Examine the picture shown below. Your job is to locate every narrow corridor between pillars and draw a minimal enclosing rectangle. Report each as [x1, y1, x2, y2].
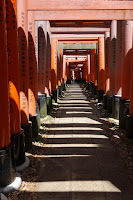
[35, 83, 133, 200]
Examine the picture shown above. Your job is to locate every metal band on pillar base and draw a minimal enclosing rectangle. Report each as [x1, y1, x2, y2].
[119, 98, 130, 130]
[21, 122, 32, 151]
[11, 129, 25, 167]
[98, 90, 105, 103]
[29, 114, 39, 139]
[47, 95, 52, 114]
[112, 95, 121, 119]
[52, 90, 58, 103]
[126, 115, 133, 139]
[107, 95, 113, 114]
[38, 94, 47, 118]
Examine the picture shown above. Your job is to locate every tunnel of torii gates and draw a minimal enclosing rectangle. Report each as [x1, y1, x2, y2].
[0, 0, 133, 194]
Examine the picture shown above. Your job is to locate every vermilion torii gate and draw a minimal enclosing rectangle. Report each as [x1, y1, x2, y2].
[0, 0, 133, 196]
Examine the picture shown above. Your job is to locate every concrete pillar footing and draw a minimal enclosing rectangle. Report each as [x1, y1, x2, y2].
[112, 95, 121, 119]
[16, 156, 30, 172]
[0, 173, 22, 195]
[38, 94, 47, 118]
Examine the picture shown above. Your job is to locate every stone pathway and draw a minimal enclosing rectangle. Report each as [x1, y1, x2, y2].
[35, 83, 133, 200]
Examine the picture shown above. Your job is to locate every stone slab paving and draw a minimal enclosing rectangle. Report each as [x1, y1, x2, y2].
[35, 83, 133, 200]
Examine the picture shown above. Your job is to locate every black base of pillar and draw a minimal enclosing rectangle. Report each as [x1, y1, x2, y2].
[112, 95, 120, 119]
[38, 94, 47, 118]
[0, 145, 16, 187]
[52, 90, 57, 103]
[11, 129, 25, 167]
[21, 122, 32, 151]
[119, 98, 130, 130]
[107, 95, 113, 114]
[63, 82, 66, 91]
[98, 90, 104, 102]
[90, 82, 94, 93]
[86, 83, 90, 91]
[29, 114, 39, 139]
[58, 85, 63, 97]
[94, 85, 98, 95]
[103, 94, 108, 110]
[47, 95, 52, 114]
[126, 115, 133, 139]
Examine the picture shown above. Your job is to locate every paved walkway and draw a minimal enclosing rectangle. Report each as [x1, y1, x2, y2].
[35, 83, 133, 200]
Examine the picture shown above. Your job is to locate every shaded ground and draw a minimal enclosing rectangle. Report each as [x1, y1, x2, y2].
[7, 83, 133, 200]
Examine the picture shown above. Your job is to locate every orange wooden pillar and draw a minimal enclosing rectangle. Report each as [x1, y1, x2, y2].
[113, 21, 123, 119]
[51, 38, 58, 103]
[28, 13, 40, 136]
[103, 31, 110, 109]
[62, 54, 67, 89]
[58, 49, 64, 96]
[98, 37, 105, 102]
[37, 21, 48, 118]
[119, 21, 132, 129]
[6, 0, 25, 167]
[17, 0, 32, 150]
[0, 0, 16, 189]
[108, 20, 117, 115]
[86, 54, 91, 90]
[120, 20, 133, 130]
[46, 21, 52, 113]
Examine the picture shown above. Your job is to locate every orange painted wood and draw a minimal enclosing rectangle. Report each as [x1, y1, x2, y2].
[18, 0, 29, 123]
[51, 38, 58, 91]
[105, 31, 110, 95]
[33, 10, 133, 21]
[63, 55, 67, 83]
[122, 20, 132, 100]
[46, 23, 52, 96]
[38, 21, 47, 95]
[58, 49, 63, 85]
[98, 37, 105, 90]
[6, 0, 21, 134]
[130, 30, 133, 116]
[115, 21, 122, 96]
[28, 12, 38, 116]
[0, 0, 10, 148]
[109, 20, 117, 96]
[87, 54, 91, 83]
[27, 0, 133, 10]
[50, 27, 110, 33]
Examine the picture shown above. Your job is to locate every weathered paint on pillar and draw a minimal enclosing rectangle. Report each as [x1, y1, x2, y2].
[6, 0, 21, 134]
[115, 21, 122, 96]
[83, 62, 88, 81]
[122, 20, 132, 99]
[28, 11, 38, 116]
[87, 54, 91, 83]
[38, 21, 47, 94]
[98, 37, 105, 90]
[109, 20, 117, 96]
[17, 0, 29, 124]
[51, 38, 58, 91]
[105, 31, 110, 95]
[46, 21, 51, 96]
[0, 0, 10, 148]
